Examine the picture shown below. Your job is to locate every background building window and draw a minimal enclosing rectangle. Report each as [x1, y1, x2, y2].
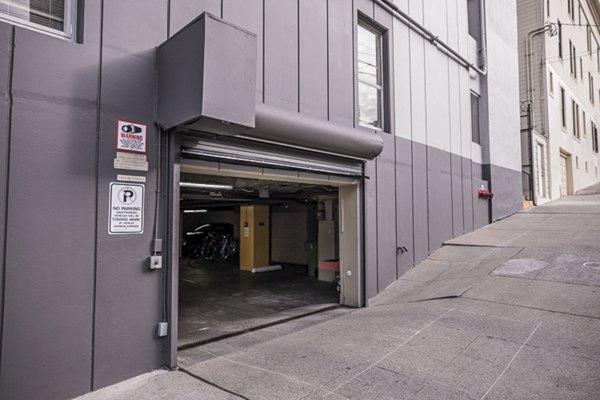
[561, 87, 566, 128]
[558, 21, 563, 59]
[471, 93, 480, 144]
[549, 71, 554, 95]
[0, 0, 75, 39]
[590, 73, 594, 103]
[357, 20, 383, 129]
[572, 101, 580, 139]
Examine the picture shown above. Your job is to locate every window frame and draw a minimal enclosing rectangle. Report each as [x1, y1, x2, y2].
[0, 0, 77, 40]
[560, 87, 567, 129]
[470, 92, 481, 144]
[572, 100, 580, 139]
[558, 20, 563, 60]
[357, 16, 386, 131]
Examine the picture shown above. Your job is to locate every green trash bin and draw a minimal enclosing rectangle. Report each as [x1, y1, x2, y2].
[304, 241, 318, 278]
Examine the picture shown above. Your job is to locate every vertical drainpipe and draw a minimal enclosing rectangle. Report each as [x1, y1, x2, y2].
[526, 23, 557, 206]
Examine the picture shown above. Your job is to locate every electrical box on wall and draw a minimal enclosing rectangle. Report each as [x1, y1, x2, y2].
[157, 12, 257, 133]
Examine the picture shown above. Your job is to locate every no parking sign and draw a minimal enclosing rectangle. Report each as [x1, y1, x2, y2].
[109, 182, 145, 234]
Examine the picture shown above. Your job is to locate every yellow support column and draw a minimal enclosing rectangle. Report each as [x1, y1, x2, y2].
[239, 205, 270, 271]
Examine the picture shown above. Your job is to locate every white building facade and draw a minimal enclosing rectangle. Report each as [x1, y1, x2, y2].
[519, 0, 600, 203]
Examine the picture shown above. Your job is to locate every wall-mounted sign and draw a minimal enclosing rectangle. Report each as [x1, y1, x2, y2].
[109, 182, 144, 234]
[117, 120, 147, 153]
[114, 151, 148, 171]
[117, 174, 146, 183]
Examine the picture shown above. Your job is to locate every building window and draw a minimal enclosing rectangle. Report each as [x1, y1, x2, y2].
[558, 21, 563, 59]
[561, 87, 567, 128]
[0, 0, 75, 39]
[470, 93, 480, 144]
[590, 73, 595, 103]
[587, 25, 592, 52]
[547, 0, 550, 17]
[569, 41, 577, 77]
[583, 111, 587, 137]
[549, 71, 554, 95]
[467, 0, 481, 41]
[568, 0, 574, 19]
[593, 123, 599, 153]
[572, 101, 580, 139]
[357, 19, 384, 130]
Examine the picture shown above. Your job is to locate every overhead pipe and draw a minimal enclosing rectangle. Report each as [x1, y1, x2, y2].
[375, 0, 488, 75]
[238, 103, 385, 161]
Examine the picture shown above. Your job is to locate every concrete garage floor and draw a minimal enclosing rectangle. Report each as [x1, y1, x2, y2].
[178, 259, 339, 347]
[78, 195, 600, 400]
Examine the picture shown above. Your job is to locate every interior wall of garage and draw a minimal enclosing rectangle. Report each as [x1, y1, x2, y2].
[0, 1, 520, 399]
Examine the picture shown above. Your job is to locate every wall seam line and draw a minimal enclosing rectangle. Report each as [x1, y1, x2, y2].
[262, 0, 266, 104]
[0, 25, 15, 386]
[326, 0, 330, 121]
[91, 0, 104, 390]
[297, 0, 300, 113]
[446, 0, 455, 238]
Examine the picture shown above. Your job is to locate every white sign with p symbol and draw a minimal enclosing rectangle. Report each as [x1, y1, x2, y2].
[109, 182, 145, 234]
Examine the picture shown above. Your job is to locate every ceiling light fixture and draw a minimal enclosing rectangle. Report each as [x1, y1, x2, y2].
[183, 209, 208, 213]
[179, 182, 233, 190]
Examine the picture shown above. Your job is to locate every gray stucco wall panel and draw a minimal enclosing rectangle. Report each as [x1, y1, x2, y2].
[395, 137, 414, 277]
[364, 158, 378, 300]
[0, 24, 11, 364]
[222, 0, 263, 102]
[0, 0, 102, 395]
[411, 141, 428, 264]
[1, 99, 97, 400]
[424, 0, 447, 43]
[170, 0, 222, 34]
[427, 146, 453, 253]
[451, 153, 464, 236]
[264, 0, 298, 111]
[462, 157, 474, 233]
[376, 133, 398, 291]
[328, 0, 354, 127]
[299, 0, 328, 119]
[473, 176, 490, 230]
[92, 0, 166, 390]
[486, 164, 523, 221]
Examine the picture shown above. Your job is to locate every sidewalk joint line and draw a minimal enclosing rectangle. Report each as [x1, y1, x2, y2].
[179, 366, 251, 400]
[480, 321, 541, 400]
[461, 296, 600, 321]
[316, 308, 455, 399]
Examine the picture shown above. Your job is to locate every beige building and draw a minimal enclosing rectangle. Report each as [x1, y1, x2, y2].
[519, 0, 600, 203]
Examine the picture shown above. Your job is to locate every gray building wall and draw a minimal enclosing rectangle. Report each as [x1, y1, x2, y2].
[0, 1, 521, 399]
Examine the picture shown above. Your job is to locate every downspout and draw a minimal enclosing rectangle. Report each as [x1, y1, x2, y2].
[525, 23, 557, 205]
[376, 0, 488, 75]
[526, 24, 557, 132]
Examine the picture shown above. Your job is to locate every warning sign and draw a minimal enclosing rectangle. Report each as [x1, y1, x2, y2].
[109, 183, 144, 234]
[117, 120, 147, 153]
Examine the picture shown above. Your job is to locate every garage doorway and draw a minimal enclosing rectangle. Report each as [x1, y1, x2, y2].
[171, 156, 362, 351]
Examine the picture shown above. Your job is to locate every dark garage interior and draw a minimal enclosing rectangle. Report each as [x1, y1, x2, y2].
[177, 172, 341, 347]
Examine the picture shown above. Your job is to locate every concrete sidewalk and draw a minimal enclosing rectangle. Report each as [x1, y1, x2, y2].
[77, 195, 600, 400]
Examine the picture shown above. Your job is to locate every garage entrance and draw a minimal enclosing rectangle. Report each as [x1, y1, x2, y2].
[169, 134, 363, 351]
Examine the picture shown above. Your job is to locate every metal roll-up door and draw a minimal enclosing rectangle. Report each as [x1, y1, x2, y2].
[180, 132, 364, 178]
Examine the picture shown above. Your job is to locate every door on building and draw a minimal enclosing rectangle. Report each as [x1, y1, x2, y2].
[535, 143, 546, 198]
[167, 133, 363, 359]
[560, 152, 570, 196]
